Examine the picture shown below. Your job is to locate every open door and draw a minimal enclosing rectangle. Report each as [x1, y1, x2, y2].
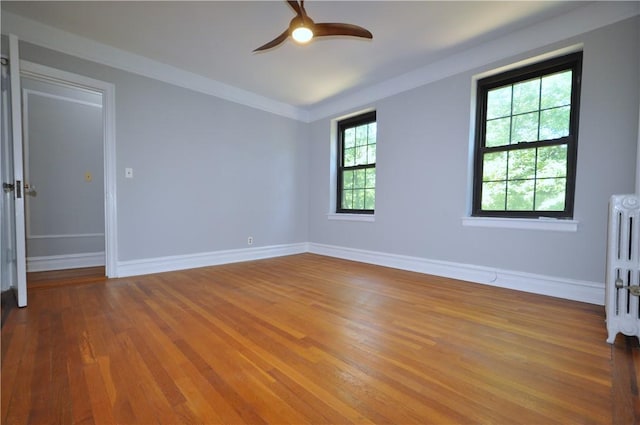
[8, 34, 27, 307]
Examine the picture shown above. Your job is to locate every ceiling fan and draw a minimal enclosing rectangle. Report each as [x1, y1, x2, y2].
[253, 0, 373, 52]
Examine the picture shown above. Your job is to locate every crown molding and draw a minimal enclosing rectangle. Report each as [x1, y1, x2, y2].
[1, 11, 309, 122]
[2, 2, 638, 124]
[306, 1, 640, 122]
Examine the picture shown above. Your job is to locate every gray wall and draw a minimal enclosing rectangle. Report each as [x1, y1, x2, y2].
[17, 42, 309, 262]
[307, 16, 640, 284]
[23, 76, 105, 258]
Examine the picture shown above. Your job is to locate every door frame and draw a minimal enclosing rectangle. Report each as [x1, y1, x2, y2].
[20, 61, 118, 277]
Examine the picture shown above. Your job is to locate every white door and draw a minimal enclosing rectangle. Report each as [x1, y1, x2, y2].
[7, 34, 27, 307]
[0, 49, 17, 294]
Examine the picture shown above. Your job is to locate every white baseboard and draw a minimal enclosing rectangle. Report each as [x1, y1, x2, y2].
[307, 243, 605, 305]
[112, 241, 603, 305]
[27, 251, 105, 272]
[116, 243, 308, 278]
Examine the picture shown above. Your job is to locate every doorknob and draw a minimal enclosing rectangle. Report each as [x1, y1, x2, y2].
[3, 182, 14, 193]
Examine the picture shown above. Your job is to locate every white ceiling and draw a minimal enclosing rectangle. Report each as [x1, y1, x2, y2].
[0, 1, 610, 111]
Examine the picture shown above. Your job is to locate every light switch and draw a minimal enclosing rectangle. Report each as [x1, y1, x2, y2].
[85, 172, 92, 182]
[125, 168, 133, 178]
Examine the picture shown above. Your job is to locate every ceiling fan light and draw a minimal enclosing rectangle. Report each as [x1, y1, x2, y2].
[292, 26, 313, 44]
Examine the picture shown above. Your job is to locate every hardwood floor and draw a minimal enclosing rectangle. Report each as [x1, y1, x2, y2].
[1, 253, 637, 424]
[27, 266, 106, 289]
[612, 334, 640, 424]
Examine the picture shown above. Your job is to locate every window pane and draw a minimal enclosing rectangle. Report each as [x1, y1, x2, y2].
[512, 78, 540, 115]
[364, 189, 375, 210]
[355, 146, 368, 165]
[344, 128, 355, 148]
[541, 70, 572, 109]
[536, 145, 567, 178]
[511, 112, 539, 143]
[356, 126, 368, 146]
[486, 117, 511, 147]
[354, 169, 365, 188]
[487, 86, 512, 119]
[539, 106, 570, 140]
[342, 189, 353, 209]
[535, 178, 566, 211]
[344, 147, 355, 167]
[368, 123, 377, 144]
[507, 148, 536, 180]
[365, 168, 376, 188]
[367, 143, 376, 164]
[482, 151, 507, 182]
[353, 189, 365, 209]
[482, 181, 506, 210]
[343, 170, 354, 189]
[506, 180, 535, 210]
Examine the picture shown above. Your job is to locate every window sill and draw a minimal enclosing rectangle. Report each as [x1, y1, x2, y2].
[461, 216, 578, 232]
[327, 213, 375, 222]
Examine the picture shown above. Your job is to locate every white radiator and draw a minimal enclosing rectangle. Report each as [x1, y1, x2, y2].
[606, 194, 640, 344]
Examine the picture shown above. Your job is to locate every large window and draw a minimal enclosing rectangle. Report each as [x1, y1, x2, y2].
[337, 111, 376, 214]
[473, 52, 582, 218]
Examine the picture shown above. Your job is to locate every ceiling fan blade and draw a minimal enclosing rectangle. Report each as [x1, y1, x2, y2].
[287, 0, 302, 16]
[313, 23, 373, 39]
[253, 29, 290, 52]
[299, 0, 309, 18]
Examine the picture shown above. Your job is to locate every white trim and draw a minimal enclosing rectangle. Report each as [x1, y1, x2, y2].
[102, 69, 118, 279]
[23, 88, 102, 108]
[19, 61, 119, 278]
[327, 213, 375, 223]
[461, 216, 579, 232]
[28, 233, 104, 240]
[113, 241, 603, 305]
[1, 11, 307, 122]
[27, 251, 105, 272]
[116, 243, 308, 278]
[307, 243, 603, 305]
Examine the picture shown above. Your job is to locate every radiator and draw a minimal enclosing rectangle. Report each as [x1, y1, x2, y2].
[606, 194, 640, 344]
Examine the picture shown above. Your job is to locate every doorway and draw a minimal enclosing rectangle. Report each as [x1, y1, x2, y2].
[19, 60, 118, 280]
[22, 75, 106, 276]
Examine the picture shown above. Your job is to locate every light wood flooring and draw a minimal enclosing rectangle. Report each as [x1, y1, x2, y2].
[26, 266, 106, 289]
[2, 254, 639, 424]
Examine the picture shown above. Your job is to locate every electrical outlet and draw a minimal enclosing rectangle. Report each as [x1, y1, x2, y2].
[247, 236, 253, 246]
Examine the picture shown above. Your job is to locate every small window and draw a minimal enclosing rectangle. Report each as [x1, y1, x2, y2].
[337, 111, 376, 214]
[473, 52, 582, 218]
